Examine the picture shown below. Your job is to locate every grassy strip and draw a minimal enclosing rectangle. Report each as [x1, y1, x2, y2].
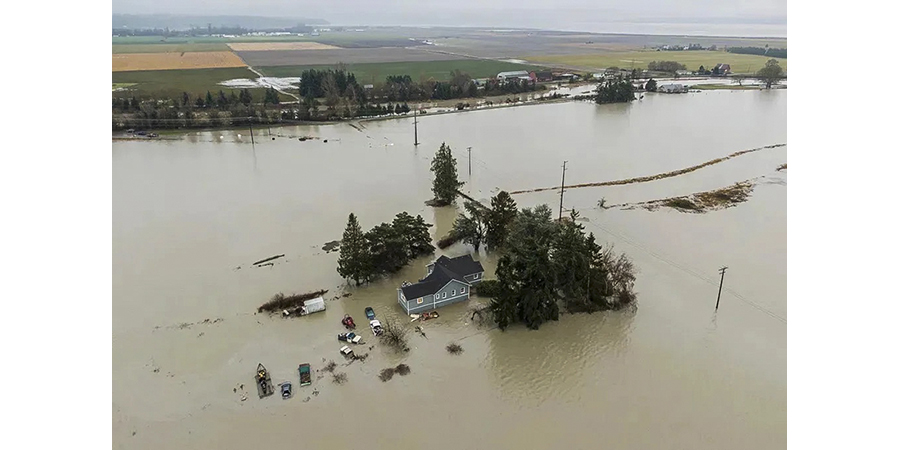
[510, 144, 786, 195]
[692, 84, 762, 90]
[523, 50, 786, 74]
[112, 67, 260, 98]
[257, 60, 550, 83]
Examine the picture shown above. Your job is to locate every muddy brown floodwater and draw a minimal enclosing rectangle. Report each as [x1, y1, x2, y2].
[113, 89, 786, 449]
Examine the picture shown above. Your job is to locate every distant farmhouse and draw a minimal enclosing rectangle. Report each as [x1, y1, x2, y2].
[711, 63, 732, 76]
[397, 255, 485, 314]
[658, 83, 689, 93]
[496, 70, 532, 83]
[531, 71, 553, 82]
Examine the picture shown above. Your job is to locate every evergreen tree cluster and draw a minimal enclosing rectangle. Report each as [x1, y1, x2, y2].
[595, 76, 636, 105]
[336, 212, 434, 285]
[488, 207, 637, 330]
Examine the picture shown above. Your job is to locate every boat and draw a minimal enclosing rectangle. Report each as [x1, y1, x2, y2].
[365, 307, 375, 320]
[280, 382, 293, 399]
[370, 319, 383, 336]
[340, 345, 354, 356]
[342, 314, 356, 329]
[298, 364, 312, 387]
[255, 363, 275, 398]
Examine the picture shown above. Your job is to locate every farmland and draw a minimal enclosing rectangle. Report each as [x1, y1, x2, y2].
[226, 42, 341, 51]
[113, 51, 247, 72]
[111, 43, 231, 54]
[234, 47, 462, 67]
[112, 67, 258, 98]
[522, 50, 787, 74]
[257, 60, 551, 83]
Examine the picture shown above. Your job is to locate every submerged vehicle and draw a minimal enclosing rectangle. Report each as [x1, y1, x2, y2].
[342, 314, 356, 329]
[338, 332, 361, 343]
[370, 319, 383, 336]
[298, 364, 312, 387]
[340, 345, 354, 356]
[280, 382, 293, 399]
[365, 307, 375, 320]
[256, 363, 275, 398]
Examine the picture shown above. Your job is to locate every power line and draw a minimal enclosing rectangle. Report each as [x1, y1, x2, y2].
[585, 219, 786, 324]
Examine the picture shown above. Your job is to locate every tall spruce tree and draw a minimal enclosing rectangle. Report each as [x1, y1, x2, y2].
[430, 142, 464, 206]
[337, 213, 371, 285]
[486, 191, 518, 251]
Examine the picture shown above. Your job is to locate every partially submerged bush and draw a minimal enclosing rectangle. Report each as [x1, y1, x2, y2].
[322, 360, 337, 373]
[379, 368, 395, 382]
[332, 372, 348, 384]
[394, 364, 411, 376]
[380, 319, 409, 351]
[472, 279, 501, 297]
[446, 342, 464, 354]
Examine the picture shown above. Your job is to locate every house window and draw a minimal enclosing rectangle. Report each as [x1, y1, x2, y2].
[474, 273, 480, 279]
[442, 292, 447, 299]
[461, 287, 466, 293]
[417, 298, 423, 305]
[452, 289, 456, 296]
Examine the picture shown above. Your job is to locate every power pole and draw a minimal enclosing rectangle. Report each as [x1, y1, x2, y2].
[715, 266, 728, 311]
[413, 109, 419, 146]
[467, 147, 472, 176]
[248, 116, 255, 146]
[558, 160, 568, 221]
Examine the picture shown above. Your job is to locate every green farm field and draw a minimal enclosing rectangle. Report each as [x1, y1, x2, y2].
[524, 50, 787, 74]
[111, 67, 258, 98]
[257, 59, 552, 84]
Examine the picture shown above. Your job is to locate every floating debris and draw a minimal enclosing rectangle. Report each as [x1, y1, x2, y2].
[252, 254, 285, 266]
[776, 163, 787, 171]
[332, 372, 348, 384]
[613, 180, 756, 213]
[322, 240, 341, 253]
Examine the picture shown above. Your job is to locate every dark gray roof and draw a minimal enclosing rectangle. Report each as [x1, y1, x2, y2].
[400, 255, 484, 299]
[432, 254, 484, 278]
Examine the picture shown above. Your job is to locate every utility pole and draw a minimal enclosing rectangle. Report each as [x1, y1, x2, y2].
[715, 266, 728, 311]
[558, 160, 568, 221]
[248, 116, 255, 146]
[413, 109, 419, 146]
[467, 146, 472, 176]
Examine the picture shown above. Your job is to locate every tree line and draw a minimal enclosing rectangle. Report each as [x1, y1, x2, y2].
[448, 193, 636, 330]
[434, 142, 637, 330]
[337, 212, 435, 286]
[647, 61, 688, 72]
[727, 46, 787, 59]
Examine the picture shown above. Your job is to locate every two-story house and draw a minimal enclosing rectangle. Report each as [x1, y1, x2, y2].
[397, 255, 485, 315]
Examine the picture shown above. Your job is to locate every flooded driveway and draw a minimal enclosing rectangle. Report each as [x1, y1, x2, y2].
[113, 89, 786, 449]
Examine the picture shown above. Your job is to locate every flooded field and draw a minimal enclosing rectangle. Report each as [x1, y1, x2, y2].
[113, 89, 786, 449]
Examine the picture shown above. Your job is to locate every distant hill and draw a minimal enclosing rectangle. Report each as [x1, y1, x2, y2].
[112, 14, 328, 30]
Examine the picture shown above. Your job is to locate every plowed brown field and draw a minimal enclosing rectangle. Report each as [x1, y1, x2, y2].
[112, 52, 247, 72]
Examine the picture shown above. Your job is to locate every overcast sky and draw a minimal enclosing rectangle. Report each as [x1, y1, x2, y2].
[113, 0, 786, 33]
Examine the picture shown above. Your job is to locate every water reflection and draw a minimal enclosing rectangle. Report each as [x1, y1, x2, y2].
[486, 304, 636, 404]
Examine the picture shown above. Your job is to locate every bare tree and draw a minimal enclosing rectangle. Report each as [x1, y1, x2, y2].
[380, 319, 409, 351]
